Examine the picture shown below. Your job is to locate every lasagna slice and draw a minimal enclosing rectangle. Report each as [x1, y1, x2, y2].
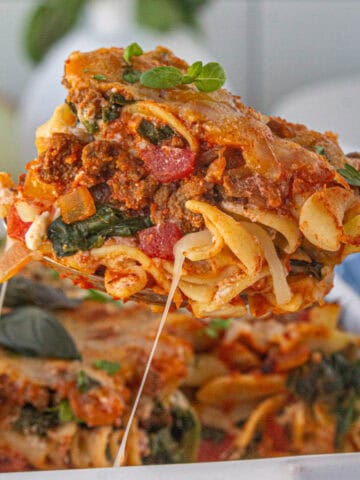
[170, 304, 360, 460]
[0, 277, 197, 472]
[1, 46, 360, 317]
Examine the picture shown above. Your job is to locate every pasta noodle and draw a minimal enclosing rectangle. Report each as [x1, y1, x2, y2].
[0, 45, 358, 317]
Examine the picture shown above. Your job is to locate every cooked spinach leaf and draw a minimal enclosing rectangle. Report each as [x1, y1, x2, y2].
[314, 145, 326, 156]
[48, 204, 152, 257]
[102, 93, 136, 124]
[137, 119, 174, 145]
[5, 276, 81, 310]
[13, 404, 59, 437]
[287, 352, 360, 447]
[0, 306, 80, 359]
[142, 398, 200, 464]
[290, 259, 323, 281]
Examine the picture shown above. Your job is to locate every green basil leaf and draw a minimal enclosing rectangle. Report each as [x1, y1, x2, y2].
[93, 73, 108, 81]
[186, 61, 203, 81]
[140, 66, 184, 89]
[123, 68, 142, 84]
[5, 276, 81, 310]
[338, 163, 360, 187]
[194, 62, 226, 92]
[94, 359, 121, 376]
[0, 306, 80, 360]
[123, 42, 143, 64]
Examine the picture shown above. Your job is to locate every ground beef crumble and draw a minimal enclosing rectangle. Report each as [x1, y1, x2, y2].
[38, 133, 85, 184]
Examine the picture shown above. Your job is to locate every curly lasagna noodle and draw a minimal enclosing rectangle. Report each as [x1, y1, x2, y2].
[2, 269, 360, 470]
[173, 303, 360, 460]
[1, 46, 360, 317]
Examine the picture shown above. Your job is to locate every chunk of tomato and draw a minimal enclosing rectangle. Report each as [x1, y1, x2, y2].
[138, 144, 195, 183]
[138, 222, 182, 260]
[198, 432, 235, 462]
[6, 205, 32, 241]
[263, 415, 288, 452]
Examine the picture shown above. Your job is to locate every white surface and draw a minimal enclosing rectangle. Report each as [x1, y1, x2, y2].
[327, 274, 360, 333]
[262, 0, 360, 113]
[271, 75, 360, 153]
[2, 453, 360, 480]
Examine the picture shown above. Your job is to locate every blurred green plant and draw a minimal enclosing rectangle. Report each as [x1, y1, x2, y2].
[24, 0, 210, 64]
[135, 0, 209, 32]
[24, 0, 88, 64]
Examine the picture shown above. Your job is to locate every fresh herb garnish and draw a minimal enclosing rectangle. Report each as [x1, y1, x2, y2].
[5, 276, 81, 310]
[48, 204, 152, 257]
[141, 66, 184, 89]
[85, 288, 122, 305]
[123, 42, 143, 64]
[13, 404, 59, 437]
[93, 359, 121, 376]
[193, 62, 227, 92]
[287, 352, 360, 447]
[82, 119, 99, 135]
[0, 306, 80, 359]
[199, 318, 231, 339]
[93, 73, 108, 81]
[338, 163, 360, 187]
[182, 60, 202, 84]
[314, 145, 326, 155]
[137, 119, 174, 145]
[140, 61, 226, 92]
[123, 68, 142, 84]
[77, 370, 92, 392]
[56, 399, 78, 423]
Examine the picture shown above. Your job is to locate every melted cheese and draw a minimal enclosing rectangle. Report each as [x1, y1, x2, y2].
[113, 230, 212, 467]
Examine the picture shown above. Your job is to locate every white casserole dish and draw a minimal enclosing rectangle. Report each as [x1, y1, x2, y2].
[2, 452, 360, 480]
[2, 272, 360, 479]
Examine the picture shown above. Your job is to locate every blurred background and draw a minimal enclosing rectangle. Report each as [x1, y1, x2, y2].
[0, 0, 360, 176]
